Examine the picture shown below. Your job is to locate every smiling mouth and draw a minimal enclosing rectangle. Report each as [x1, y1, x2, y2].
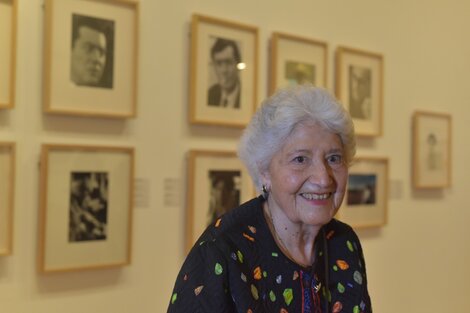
[301, 193, 332, 200]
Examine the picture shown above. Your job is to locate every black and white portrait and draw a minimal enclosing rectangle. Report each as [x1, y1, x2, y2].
[347, 174, 377, 205]
[70, 14, 115, 89]
[207, 37, 243, 108]
[285, 60, 316, 86]
[349, 65, 372, 120]
[69, 171, 108, 242]
[207, 170, 241, 225]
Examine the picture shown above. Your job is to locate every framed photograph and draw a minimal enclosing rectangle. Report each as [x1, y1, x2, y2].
[413, 111, 451, 189]
[189, 14, 258, 127]
[0, 142, 15, 255]
[338, 157, 388, 228]
[335, 46, 384, 137]
[0, 0, 17, 109]
[270, 32, 327, 94]
[186, 150, 256, 251]
[38, 144, 134, 273]
[43, 0, 139, 118]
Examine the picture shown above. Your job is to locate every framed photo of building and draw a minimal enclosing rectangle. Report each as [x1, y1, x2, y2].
[413, 111, 451, 189]
[0, 142, 15, 255]
[186, 150, 255, 251]
[338, 157, 388, 228]
[43, 0, 139, 118]
[189, 14, 258, 127]
[270, 32, 327, 94]
[38, 144, 134, 273]
[335, 46, 384, 137]
[0, 0, 17, 109]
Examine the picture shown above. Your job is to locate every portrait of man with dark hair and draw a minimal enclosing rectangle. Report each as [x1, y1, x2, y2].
[70, 14, 115, 88]
[207, 37, 242, 108]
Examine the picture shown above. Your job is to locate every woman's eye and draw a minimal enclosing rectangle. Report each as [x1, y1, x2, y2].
[328, 154, 343, 164]
[293, 156, 306, 163]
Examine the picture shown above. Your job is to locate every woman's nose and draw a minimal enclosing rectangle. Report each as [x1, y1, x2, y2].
[308, 161, 333, 187]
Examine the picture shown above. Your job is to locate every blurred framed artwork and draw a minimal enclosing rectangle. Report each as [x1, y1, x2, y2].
[38, 144, 134, 273]
[412, 111, 451, 189]
[0, 0, 17, 109]
[189, 14, 258, 127]
[335, 46, 384, 137]
[186, 150, 255, 251]
[338, 157, 388, 228]
[43, 0, 139, 118]
[0, 142, 15, 255]
[270, 32, 327, 94]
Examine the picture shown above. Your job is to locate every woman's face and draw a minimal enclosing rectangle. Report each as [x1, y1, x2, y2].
[262, 121, 348, 227]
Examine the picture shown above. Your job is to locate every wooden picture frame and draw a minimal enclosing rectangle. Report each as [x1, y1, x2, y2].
[189, 14, 258, 127]
[0, 142, 15, 255]
[38, 144, 134, 273]
[186, 150, 255, 251]
[413, 111, 451, 189]
[43, 0, 139, 118]
[336, 46, 384, 137]
[0, 0, 17, 109]
[338, 157, 388, 228]
[270, 32, 327, 94]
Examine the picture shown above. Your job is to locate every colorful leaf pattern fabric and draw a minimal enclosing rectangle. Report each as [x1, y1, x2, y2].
[167, 196, 372, 312]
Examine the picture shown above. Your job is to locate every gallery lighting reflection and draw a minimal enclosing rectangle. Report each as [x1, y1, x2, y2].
[237, 62, 246, 70]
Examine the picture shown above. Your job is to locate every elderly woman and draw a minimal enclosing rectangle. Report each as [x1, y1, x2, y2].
[168, 86, 372, 312]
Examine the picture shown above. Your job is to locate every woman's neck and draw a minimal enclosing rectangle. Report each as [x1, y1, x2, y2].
[263, 201, 320, 267]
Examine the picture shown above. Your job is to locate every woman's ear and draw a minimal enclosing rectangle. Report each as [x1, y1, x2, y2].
[259, 169, 272, 199]
[259, 169, 271, 189]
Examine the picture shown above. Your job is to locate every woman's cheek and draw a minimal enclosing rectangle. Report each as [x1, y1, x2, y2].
[333, 172, 348, 209]
[283, 174, 304, 193]
[333, 188, 346, 210]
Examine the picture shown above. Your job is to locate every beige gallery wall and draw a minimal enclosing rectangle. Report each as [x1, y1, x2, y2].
[0, 0, 469, 312]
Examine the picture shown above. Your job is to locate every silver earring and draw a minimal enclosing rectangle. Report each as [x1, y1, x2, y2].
[262, 185, 269, 199]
